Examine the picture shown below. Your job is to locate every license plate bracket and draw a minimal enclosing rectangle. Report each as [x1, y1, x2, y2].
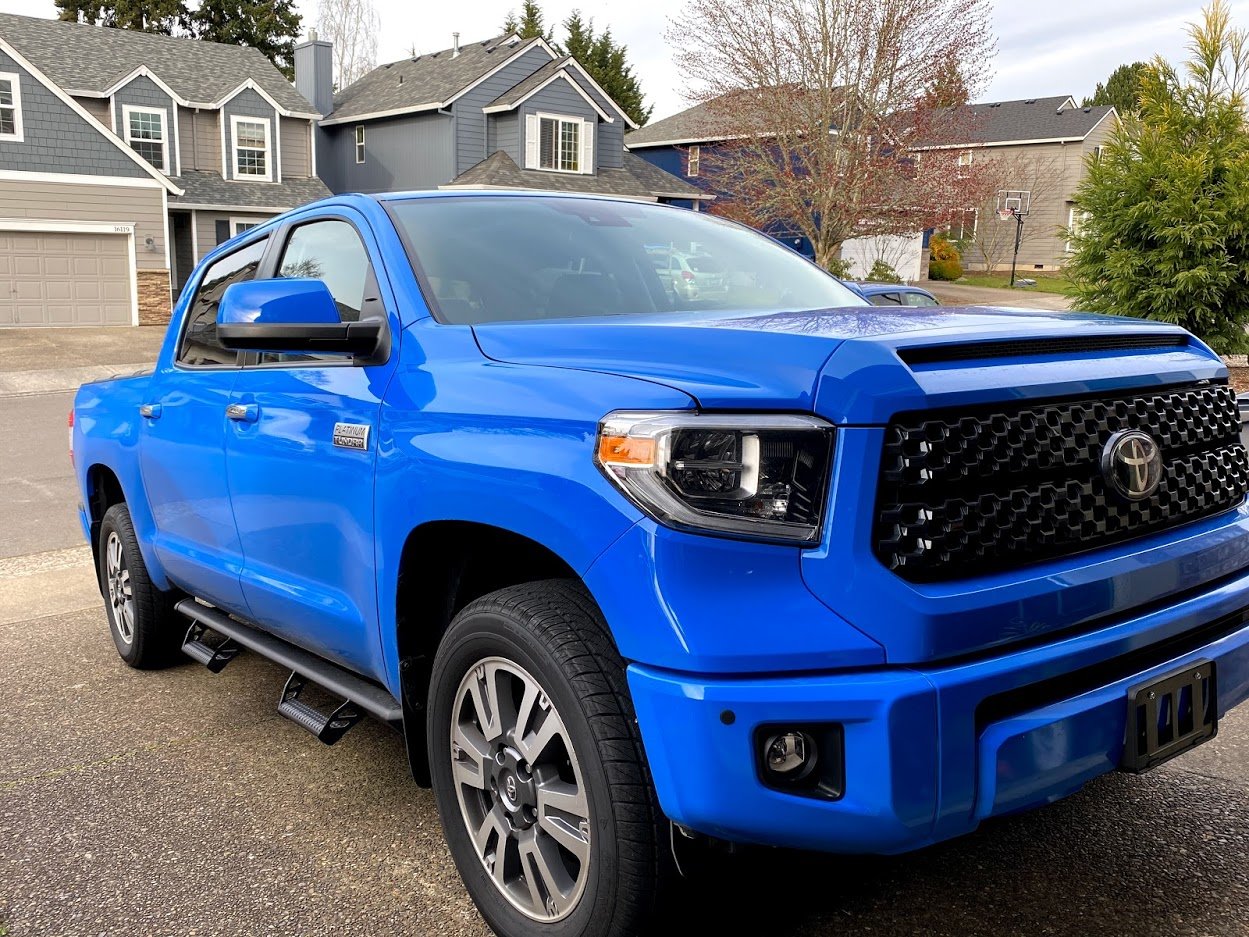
[1121, 660, 1217, 774]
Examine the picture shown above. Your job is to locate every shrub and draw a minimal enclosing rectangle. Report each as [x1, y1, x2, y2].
[865, 259, 902, 282]
[928, 233, 963, 281]
[824, 257, 854, 279]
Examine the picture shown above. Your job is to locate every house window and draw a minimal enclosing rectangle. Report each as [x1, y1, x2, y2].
[123, 105, 167, 172]
[948, 209, 977, 241]
[957, 150, 973, 168]
[231, 218, 261, 236]
[1092, 144, 1104, 162]
[1066, 206, 1087, 252]
[539, 116, 580, 172]
[355, 125, 366, 164]
[0, 72, 24, 142]
[231, 116, 271, 181]
[688, 145, 700, 177]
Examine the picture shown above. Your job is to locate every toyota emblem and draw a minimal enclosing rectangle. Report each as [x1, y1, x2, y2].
[1101, 429, 1162, 501]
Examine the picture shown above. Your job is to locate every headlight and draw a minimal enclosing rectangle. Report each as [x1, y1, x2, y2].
[595, 411, 834, 544]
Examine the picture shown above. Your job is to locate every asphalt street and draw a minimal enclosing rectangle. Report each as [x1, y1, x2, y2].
[2, 328, 1248, 936]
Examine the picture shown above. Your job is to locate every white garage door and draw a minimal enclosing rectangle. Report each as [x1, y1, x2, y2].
[0, 230, 133, 326]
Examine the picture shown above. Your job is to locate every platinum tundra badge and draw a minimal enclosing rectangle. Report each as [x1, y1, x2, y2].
[332, 422, 371, 451]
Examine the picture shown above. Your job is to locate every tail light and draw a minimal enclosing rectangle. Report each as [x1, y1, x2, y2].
[68, 408, 75, 466]
[681, 270, 695, 281]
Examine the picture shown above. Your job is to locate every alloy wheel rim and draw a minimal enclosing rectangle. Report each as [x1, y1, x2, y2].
[105, 531, 135, 645]
[450, 656, 592, 922]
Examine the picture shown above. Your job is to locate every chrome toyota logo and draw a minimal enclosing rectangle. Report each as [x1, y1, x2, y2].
[1101, 430, 1162, 501]
[505, 775, 517, 800]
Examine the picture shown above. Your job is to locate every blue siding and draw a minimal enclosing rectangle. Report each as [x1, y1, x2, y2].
[566, 70, 624, 169]
[112, 74, 176, 174]
[451, 45, 555, 174]
[0, 49, 149, 177]
[630, 143, 812, 254]
[221, 88, 276, 181]
[325, 111, 455, 193]
[490, 111, 519, 164]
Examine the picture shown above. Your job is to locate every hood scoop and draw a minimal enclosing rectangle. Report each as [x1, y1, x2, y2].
[898, 333, 1189, 366]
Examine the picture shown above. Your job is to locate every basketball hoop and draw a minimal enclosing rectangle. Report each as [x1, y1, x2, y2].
[997, 208, 1015, 222]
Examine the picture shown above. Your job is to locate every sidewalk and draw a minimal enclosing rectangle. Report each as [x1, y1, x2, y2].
[0, 326, 165, 396]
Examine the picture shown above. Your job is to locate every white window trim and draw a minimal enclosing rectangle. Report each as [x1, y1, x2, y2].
[355, 124, 366, 164]
[957, 150, 973, 168]
[0, 71, 24, 143]
[230, 114, 273, 182]
[533, 112, 589, 175]
[121, 104, 169, 174]
[230, 217, 263, 236]
[687, 145, 700, 177]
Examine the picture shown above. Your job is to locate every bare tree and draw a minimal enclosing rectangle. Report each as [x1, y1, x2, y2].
[668, 0, 997, 270]
[962, 150, 1067, 272]
[315, 0, 380, 90]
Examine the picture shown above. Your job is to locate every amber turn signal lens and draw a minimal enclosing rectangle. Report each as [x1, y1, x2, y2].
[597, 434, 656, 466]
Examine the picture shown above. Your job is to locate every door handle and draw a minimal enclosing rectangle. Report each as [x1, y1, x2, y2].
[139, 403, 162, 419]
[225, 403, 259, 423]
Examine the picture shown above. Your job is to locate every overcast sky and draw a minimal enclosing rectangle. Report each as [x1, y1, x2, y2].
[1, 0, 1244, 120]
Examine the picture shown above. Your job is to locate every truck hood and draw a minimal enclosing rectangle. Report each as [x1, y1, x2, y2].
[472, 306, 1218, 420]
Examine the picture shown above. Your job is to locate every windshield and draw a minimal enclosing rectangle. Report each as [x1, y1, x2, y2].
[388, 195, 866, 324]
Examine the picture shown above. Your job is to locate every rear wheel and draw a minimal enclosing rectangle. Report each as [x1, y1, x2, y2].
[97, 503, 181, 668]
[428, 580, 670, 937]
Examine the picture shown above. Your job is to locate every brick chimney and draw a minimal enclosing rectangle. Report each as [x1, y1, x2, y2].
[294, 30, 334, 117]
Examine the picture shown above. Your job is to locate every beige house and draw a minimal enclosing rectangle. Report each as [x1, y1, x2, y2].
[0, 13, 329, 327]
[921, 95, 1118, 273]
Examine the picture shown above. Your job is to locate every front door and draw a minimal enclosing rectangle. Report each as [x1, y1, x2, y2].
[225, 213, 398, 681]
[138, 236, 270, 611]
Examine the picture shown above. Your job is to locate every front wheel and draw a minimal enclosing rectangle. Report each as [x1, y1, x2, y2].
[428, 581, 671, 937]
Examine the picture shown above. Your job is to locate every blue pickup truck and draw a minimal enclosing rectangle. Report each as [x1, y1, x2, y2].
[73, 191, 1249, 937]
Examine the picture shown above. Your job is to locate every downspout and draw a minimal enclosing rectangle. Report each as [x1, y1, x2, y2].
[192, 107, 200, 171]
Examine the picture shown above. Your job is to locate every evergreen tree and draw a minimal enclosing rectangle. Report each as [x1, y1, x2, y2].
[502, 0, 553, 42]
[1082, 61, 1149, 114]
[923, 51, 970, 108]
[559, 10, 652, 125]
[1065, 2, 1249, 353]
[56, 0, 185, 34]
[188, 0, 302, 79]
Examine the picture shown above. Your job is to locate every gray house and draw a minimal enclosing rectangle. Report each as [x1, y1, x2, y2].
[297, 33, 706, 204]
[0, 13, 330, 326]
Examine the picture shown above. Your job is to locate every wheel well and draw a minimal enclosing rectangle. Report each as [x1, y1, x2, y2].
[395, 521, 579, 785]
[85, 464, 125, 562]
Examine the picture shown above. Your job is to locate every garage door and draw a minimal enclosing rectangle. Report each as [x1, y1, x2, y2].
[0, 231, 133, 326]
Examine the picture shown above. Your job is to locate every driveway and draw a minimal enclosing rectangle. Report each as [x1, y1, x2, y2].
[926, 282, 1074, 312]
[3, 327, 1249, 936]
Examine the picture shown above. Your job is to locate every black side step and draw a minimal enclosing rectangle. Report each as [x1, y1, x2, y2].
[278, 673, 362, 745]
[181, 622, 240, 673]
[174, 599, 403, 725]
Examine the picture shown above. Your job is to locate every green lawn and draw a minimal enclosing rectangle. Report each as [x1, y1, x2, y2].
[956, 273, 1077, 296]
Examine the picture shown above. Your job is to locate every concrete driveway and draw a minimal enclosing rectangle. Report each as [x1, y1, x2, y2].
[926, 282, 1074, 311]
[3, 328, 1249, 936]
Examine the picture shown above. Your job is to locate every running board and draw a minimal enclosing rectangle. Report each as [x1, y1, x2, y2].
[174, 599, 403, 725]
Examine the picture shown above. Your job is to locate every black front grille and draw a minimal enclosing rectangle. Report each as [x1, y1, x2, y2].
[875, 383, 1249, 581]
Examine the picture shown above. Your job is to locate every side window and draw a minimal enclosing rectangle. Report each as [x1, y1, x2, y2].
[178, 237, 268, 367]
[260, 219, 375, 365]
[904, 291, 939, 307]
[868, 292, 903, 306]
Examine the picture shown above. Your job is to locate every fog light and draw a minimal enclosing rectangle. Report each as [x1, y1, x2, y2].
[763, 730, 815, 778]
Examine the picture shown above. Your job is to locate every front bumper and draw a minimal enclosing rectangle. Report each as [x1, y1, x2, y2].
[629, 568, 1249, 855]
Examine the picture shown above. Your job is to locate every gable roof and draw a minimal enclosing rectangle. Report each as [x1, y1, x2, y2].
[323, 34, 556, 124]
[0, 31, 182, 193]
[0, 13, 317, 116]
[482, 57, 618, 123]
[442, 150, 710, 201]
[169, 170, 331, 211]
[940, 96, 1116, 145]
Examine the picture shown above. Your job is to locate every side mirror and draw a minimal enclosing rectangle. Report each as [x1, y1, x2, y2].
[216, 278, 387, 361]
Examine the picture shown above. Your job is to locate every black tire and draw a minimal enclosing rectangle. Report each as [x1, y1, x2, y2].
[97, 503, 182, 669]
[428, 580, 671, 937]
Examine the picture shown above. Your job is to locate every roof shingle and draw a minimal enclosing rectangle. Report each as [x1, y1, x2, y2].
[0, 13, 316, 114]
[326, 34, 549, 122]
[443, 150, 708, 201]
[169, 170, 331, 210]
